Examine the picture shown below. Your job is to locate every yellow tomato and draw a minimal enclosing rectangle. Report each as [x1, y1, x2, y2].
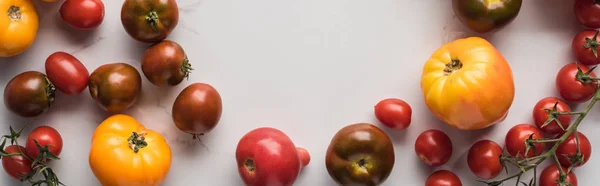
[421, 37, 515, 130]
[89, 114, 172, 186]
[0, 0, 39, 57]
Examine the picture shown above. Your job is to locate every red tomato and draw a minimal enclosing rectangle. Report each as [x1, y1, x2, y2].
[532, 97, 572, 135]
[556, 132, 592, 168]
[25, 126, 63, 162]
[467, 140, 503, 179]
[45, 52, 90, 95]
[572, 29, 600, 65]
[555, 63, 598, 103]
[2, 145, 33, 180]
[505, 124, 545, 158]
[575, 0, 600, 29]
[374, 98, 412, 130]
[539, 165, 577, 186]
[425, 170, 462, 186]
[414, 129, 453, 167]
[59, 0, 105, 30]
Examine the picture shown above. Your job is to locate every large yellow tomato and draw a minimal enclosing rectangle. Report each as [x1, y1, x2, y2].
[421, 37, 515, 130]
[89, 114, 172, 186]
[0, 0, 39, 57]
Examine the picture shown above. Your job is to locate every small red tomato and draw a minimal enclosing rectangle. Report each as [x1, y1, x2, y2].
[2, 145, 33, 180]
[532, 97, 572, 135]
[467, 140, 503, 179]
[60, 0, 105, 30]
[556, 132, 592, 168]
[45, 52, 90, 95]
[425, 170, 462, 186]
[505, 124, 545, 158]
[25, 126, 63, 162]
[555, 63, 598, 103]
[573, 29, 600, 65]
[374, 98, 412, 130]
[575, 0, 600, 29]
[539, 165, 577, 186]
[414, 129, 453, 167]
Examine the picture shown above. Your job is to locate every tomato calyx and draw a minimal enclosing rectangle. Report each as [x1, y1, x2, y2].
[181, 57, 193, 80]
[127, 131, 148, 153]
[540, 102, 570, 131]
[29, 139, 60, 165]
[575, 65, 598, 84]
[443, 59, 462, 75]
[243, 159, 255, 172]
[146, 11, 160, 33]
[8, 6, 21, 22]
[44, 76, 57, 107]
[583, 30, 600, 58]
[350, 156, 373, 175]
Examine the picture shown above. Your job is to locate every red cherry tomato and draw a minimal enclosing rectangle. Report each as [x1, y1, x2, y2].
[2, 145, 33, 180]
[532, 97, 572, 135]
[505, 124, 545, 158]
[556, 132, 592, 168]
[59, 0, 105, 30]
[45, 52, 90, 95]
[25, 126, 63, 162]
[555, 63, 598, 103]
[414, 129, 453, 167]
[425, 170, 462, 186]
[575, 0, 600, 29]
[572, 29, 600, 65]
[539, 165, 577, 186]
[374, 98, 412, 130]
[467, 140, 503, 179]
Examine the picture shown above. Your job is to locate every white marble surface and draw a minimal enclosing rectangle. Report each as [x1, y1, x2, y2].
[0, 0, 598, 185]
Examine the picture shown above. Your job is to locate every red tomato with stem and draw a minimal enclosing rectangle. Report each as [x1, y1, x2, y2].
[555, 63, 598, 103]
[25, 126, 63, 162]
[60, 0, 105, 30]
[556, 132, 592, 168]
[539, 165, 577, 186]
[575, 0, 600, 29]
[374, 98, 412, 130]
[467, 140, 503, 179]
[414, 129, 453, 167]
[532, 97, 572, 135]
[572, 29, 600, 65]
[45, 52, 90, 95]
[425, 170, 462, 186]
[2, 145, 33, 180]
[505, 124, 545, 158]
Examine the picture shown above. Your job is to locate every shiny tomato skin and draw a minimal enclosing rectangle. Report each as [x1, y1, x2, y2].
[532, 97, 572, 135]
[59, 0, 105, 30]
[575, 0, 600, 29]
[121, 0, 179, 43]
[374, 98, 412, 130]
[172, 83, 222, 135]
[414, 129, 453, 167]
[572, 30, 600, 65]
[539, 165, 577, 186]
[425, 170, 462, 186]
[555, 63, 598, 103]
[45, 52, 90, 95]
[4, 71, 56, 118]
[25, 126, 63, 161]
[556, 132, 592, 168]
[467, 140, 503, 179]
[2, 145, 33, 180]
[505, 124, 545, 158]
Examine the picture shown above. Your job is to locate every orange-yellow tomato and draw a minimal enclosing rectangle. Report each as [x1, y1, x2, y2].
[421, 37, 515, 130]
[89, 114, 172, 186]
[0, 0, 39, 57]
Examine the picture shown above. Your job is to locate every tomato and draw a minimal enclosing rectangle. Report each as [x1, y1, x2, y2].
[414, 129, 453, 167]
[2, 145, 33, 180]
[89, 114, 172, 185]
[374, 98, 412, 130]
[539, 165, 577, 186]
[556, 132, 592, 168]
[25, 126, 63, 162]
[120, 0, 179, 43]
[89, 63, 142, 113]
[0, 0, 39, 57]
[504, 124, 545, 159]
[425, 170, 462, 186]
[575, 0, 600, 29]
[142, 40, 191, 87]
[45, 52, 90, 95]
[421, 37, 515, 130]
[467, 140, 503, 179]
[572, 30, 600, 66]
[555, 63, 598, 103]
[59, 0, 105, 30]
[172, 83, 222, 137]
[532, 97, 572, 135]
[452, 0, 523, 33]
[4, 71, 56, 118]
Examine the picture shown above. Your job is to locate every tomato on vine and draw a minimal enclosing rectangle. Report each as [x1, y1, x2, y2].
[555, 63, 598, 103]
[25, 126, 63, 162]
[1, 145, 33, 180]
[505, 124, 545, 158]
[467, 140, 503, 179]
[573, 29, 600, 65]
[556, 132, 592, 168]
[533, 97, 572, 135]
[539, 164, 577, 186]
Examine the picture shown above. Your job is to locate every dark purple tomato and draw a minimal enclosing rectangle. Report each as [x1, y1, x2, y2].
[141, 40, 191, 87]
[4, 71, 56, 117]
[88, 63, 142, 113]
[172, 83, 222, 137]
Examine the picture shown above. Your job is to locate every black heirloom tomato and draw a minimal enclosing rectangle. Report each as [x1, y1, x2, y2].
[4, 71, 56, 118]
[88, 63, 142, 113]
[172, 83, 223, 138]
[452, 0, 523, 33]
[142, 40, 191, 87]
[120, 0, 179, 43]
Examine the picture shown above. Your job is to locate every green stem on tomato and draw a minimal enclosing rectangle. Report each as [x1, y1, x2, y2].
[528, 138, 561, 144]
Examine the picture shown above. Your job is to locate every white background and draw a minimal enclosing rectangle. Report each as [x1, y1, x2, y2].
[0, 0, 597, 185]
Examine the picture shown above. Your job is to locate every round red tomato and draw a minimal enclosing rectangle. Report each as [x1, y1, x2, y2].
[556, 132, 592, 168]
[374, 98, 412, 130]
[573, 29, 600, 65]
[575, 0, 600, 29]
[2, 145, 33, 180]
[414, 129, 453, 167]
[25, 126, 63, 162]
[467, 140, 503, 179]
[532, 97, 572, 135]
[60, 0, 105, 30]
[425, 170, 462, 186]
[505, 124, 545, 158]
[45, 52, 90, 95]
[556, 63, 598, 103]
[539, 165, 577, 186]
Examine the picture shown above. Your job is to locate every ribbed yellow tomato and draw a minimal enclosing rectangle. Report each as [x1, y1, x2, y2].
[89, 114, 172, 186]
[0, 0, 39, 57]
[421, 37, 515, 130]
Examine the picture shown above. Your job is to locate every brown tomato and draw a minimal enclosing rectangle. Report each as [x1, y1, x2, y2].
[172, 83, 222, 137]
[88, 63, 142, 113]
